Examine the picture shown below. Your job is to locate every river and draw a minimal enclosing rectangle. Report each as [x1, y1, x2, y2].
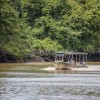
[0, 63, 100, 100]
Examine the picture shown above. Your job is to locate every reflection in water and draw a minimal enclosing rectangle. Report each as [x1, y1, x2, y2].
[0, 64, 100, 100]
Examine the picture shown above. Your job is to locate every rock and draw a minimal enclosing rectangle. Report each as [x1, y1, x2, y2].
[33, 56, 45, 62]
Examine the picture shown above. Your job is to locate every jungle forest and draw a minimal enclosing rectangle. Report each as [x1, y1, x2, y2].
[0, 0, 100, 62]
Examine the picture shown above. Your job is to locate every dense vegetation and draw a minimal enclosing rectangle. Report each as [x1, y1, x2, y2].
[0, 0, 100, 62]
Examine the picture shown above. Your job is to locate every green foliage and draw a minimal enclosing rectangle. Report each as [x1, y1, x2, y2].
[0, 0, 100, 60]
[0, 0, 19, 52]
[33, 38, 63, 51]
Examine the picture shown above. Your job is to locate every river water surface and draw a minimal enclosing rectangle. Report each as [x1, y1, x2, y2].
[0, 63, 100, 100]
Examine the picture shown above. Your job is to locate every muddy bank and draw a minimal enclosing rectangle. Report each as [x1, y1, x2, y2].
[0, 49, 100, 63]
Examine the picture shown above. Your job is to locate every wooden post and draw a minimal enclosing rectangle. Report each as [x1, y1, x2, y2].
[83, 54, 84, 62]
[72, 54, 73, 59]
[79, 54, 80, 63]
[76, 54, 77, 62]
[55, 56, 56, 62]
[67, 54, 68, 62]
[62, 56, 63, 62]
[86, 54, 87, 63]
[68, 54, 69, 61]
[58, 56, 59, 61]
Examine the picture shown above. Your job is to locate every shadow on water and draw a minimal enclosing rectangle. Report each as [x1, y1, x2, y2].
[0, 63, 100, 100]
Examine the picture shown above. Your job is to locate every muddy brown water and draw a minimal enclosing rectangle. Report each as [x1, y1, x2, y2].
[0, 63, 100, 100]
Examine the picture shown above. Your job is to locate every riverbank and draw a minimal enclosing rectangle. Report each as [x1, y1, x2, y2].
[0, 50, 100, 63]
[0, 62, 100, 72]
